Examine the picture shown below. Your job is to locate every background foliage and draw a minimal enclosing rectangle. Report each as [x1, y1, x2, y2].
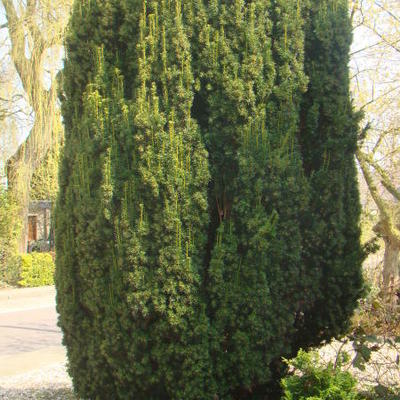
[19, 252, 55, 287]
[0, 187, 20, 285]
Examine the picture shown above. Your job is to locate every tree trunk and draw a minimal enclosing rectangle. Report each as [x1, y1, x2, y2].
[382, 236, 400, 305]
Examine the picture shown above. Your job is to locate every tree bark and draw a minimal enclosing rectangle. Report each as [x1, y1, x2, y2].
[358, 150, 400, 304]
[382, 236, 400, 304]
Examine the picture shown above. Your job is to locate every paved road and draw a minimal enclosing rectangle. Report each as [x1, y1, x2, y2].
[0, 286, 66, 377]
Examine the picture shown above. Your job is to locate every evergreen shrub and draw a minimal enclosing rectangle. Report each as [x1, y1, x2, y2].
[56, 1, 365, 399]
[281, 350, 362, 400]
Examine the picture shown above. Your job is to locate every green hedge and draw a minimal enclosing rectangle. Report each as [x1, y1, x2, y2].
[19, 252, 55, 287]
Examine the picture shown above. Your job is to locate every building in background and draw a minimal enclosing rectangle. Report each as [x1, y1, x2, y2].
[27, 200, 53, 253]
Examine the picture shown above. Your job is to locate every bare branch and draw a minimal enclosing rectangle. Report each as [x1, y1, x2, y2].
[364, 24, 400, 54]
[350, 0, 359, 25]
[371, 129, 389, 155]
[357, 122, 371, 144]
[374, 1, 400, 24]
[2, 0, 32, 99]
[362, 152, 400, 202]
[350, 40, 388, 56]
[360, 85, 400, 110]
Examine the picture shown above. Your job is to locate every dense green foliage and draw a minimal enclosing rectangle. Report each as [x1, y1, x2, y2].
[19, 252, 55, 287]
[0, 187, 21, 285]
[56, 0, 364, 399]
[191, 2, 312, 397]
[294, 0, 364, 348]
[281, 350, 362, 400]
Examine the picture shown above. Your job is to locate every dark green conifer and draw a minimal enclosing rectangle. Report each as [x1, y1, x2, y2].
[56, 1, 364, 399]
[55, 2, 124, 397]
[295, 0, 364, 346]
[189, 1, 311, 398]
[57, 1, 212, 399]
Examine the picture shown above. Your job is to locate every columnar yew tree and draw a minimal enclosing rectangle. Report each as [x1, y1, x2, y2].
[189, 2, 311, 398]
[57, 1, 211, 398]
[56, 1, 364, 399]
[295, 0, 364, 348]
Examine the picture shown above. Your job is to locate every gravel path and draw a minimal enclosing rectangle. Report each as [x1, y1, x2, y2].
[0, 362, 76, 400]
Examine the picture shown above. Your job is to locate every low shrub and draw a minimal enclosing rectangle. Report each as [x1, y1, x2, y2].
[281, 350, 362, 400]
[19, 252, 55, 287]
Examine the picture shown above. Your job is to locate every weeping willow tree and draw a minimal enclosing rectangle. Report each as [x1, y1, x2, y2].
[2, 0, 72, 251]
[56, 1, 364, 399]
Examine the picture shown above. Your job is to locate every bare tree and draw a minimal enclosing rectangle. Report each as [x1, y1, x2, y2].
[350, 0, 400, 303]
